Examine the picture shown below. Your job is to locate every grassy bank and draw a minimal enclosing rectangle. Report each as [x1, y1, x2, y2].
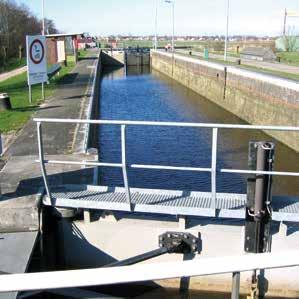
[277, 52, 299, 67]
[0, 57, 26, 74]
[0, 57, 75, 133]
[78, 49, 89, 58]
[175, 51, 299, 81]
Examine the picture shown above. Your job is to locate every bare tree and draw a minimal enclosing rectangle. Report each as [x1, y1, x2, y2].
[45, 18, 59, 35]
[0, 0, 59, 67]
[283, 26, 297, 52]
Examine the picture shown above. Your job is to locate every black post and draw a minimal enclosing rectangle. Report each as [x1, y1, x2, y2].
[244, 141, 275, 253]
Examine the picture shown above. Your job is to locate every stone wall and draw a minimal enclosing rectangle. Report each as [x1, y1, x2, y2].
[151, 51, 299, 152]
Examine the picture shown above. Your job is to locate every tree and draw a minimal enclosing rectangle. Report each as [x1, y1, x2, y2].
[0, 0, 59, 67]
[283, 26, 297, 52]
[45, 18, 59, 35]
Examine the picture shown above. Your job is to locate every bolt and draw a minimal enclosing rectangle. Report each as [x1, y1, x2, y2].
[246, 247, 249, 251]
[192, 239, 196, 243]
[246, 236, 250, 240]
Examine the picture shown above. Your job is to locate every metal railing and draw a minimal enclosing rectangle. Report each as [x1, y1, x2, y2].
[34, 118, 299, 212]
[0, 250, 298, 295]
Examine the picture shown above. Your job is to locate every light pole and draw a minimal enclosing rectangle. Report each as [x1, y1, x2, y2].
[224, 0, 230, 61]
[41, 0, 45, 100]
[154, 0, 158, 50]
[165, 0, 175, 54]
[42, 0, 45, 35]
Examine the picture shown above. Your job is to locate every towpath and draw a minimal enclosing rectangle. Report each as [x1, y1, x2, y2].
[176, 49, 299, 74]
[0, 66, 27, 83]
[0, 49, 99, 286]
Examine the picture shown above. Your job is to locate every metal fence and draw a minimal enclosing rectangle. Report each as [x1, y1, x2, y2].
[34, 118, 299, 211]
[0, 250, 298, 295]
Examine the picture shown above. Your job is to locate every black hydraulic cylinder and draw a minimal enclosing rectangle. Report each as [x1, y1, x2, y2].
[105, 247, 169, 268]
[105, 232, 200, 268]
[254, 142, 274, 221]
[244, 141, 275, 253]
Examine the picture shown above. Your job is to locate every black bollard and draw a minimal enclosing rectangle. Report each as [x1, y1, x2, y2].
[0, 93, 11, 111]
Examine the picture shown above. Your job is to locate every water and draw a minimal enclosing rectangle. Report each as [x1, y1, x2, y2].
[98, 65, 298, 196]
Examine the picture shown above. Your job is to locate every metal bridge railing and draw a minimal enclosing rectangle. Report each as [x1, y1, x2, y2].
[0, 250, 298, 294]
[34, 118, 299, 212]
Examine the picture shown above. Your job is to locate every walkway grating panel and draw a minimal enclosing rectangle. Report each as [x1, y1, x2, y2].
[43, 185, 299, 221]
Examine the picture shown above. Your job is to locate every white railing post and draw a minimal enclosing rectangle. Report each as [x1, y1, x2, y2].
[121, 125, 132, 211]
[211, 128, 218, 211]
[37, 122, 52, 203]
[231, 271, 240, 299]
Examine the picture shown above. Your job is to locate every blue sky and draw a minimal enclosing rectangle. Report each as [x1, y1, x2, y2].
[18, 0, 299, 36]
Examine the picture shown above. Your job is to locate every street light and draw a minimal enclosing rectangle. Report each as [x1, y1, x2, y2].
[41, 0, 45, 100]
[224, 0, 230, 61]
[42, 0, 45, 35]
[165, 0, 175, 54]
[154, 0, 158, 50]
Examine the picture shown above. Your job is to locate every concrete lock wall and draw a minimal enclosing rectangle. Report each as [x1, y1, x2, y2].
[151, 51, 299, 152]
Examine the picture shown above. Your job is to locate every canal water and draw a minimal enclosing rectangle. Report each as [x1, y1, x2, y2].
[98, 66, 298, 196]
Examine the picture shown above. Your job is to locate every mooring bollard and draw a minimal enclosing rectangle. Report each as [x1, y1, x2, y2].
[244, 141, 275, 253]
[0, 133, 2, 199]
[0, 93, 11, 111]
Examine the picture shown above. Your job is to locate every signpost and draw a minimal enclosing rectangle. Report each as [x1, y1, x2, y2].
[26, 35, 48, 103]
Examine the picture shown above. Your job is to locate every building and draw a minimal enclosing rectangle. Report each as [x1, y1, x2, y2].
[240, 47, 277, 61]
[77, 37, 97, 50]
[46, 33, 83, 65]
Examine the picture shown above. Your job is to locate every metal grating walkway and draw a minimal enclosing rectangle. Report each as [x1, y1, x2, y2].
[43, 185, 299, 221]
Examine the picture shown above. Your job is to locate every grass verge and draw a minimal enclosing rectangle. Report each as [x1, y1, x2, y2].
[277, 52, 299, 67]
[175, 51, 299, 81]
[78, 49, 89, 58]
[0, 58, 26, 74]
[0, 57, 75, 133]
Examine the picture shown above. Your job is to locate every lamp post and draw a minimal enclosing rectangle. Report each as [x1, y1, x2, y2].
[224, 0, 230, 61]
[165, 0, 175, 54]
[42, 0, 45, 35]
[154, 0, 158, 50]
[41, 0, 45, 100]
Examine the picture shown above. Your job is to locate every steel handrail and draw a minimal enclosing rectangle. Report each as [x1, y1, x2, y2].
[34, 118, 299, 213]
[0, 250, 298, 293]
[34, 118, 299, 131]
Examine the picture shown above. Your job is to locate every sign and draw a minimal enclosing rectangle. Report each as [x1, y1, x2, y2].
[26, 35, 48, 85]
[57, 40, 66, 63]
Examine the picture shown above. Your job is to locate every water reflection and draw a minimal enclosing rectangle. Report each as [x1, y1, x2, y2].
[98, 66, 298, 196]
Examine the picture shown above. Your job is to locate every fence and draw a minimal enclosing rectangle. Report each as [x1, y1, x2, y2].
[0, 250, 298, 295]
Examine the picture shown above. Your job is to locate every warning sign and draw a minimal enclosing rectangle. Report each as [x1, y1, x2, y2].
[26, 35, 48, 85]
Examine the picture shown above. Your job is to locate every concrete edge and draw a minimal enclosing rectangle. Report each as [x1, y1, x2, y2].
[151, 50, 299, 91]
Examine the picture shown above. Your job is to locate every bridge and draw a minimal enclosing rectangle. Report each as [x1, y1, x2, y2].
[35, 118, 299, 222]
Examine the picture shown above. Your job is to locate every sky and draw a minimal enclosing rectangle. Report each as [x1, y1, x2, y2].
[17, 0, 299, 36]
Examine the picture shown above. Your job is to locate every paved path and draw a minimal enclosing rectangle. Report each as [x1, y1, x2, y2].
[176, 50, 299, 74]
[0, 49, 99, 233]
[7, 53, 98, 157]
[0, 66, 27, 82]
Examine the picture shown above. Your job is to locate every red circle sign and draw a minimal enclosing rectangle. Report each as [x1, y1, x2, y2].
[29, 39, 45, 64]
